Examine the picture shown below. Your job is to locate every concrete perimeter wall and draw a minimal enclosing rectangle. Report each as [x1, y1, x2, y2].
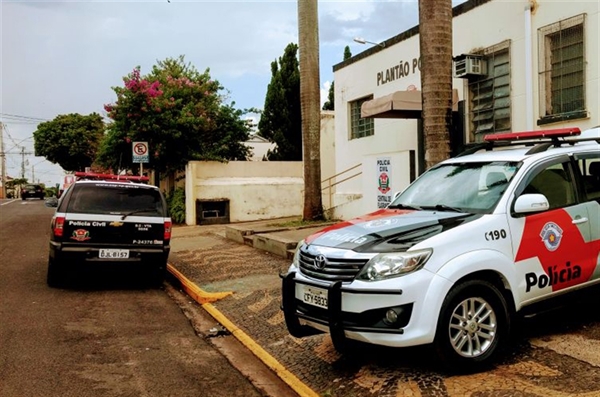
[185, 161, 304, 225]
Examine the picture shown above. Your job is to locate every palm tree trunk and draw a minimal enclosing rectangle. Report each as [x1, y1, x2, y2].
[419, 0, 453, 169]
[298, 0, 324, 220]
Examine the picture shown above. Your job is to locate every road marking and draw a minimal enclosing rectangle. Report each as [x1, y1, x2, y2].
[167, 263, 320, 397]
[1, 199, 18, 206]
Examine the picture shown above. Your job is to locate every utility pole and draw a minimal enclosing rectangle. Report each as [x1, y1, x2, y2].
[21, 146, 26, 179]
[0, 122, 6, 199]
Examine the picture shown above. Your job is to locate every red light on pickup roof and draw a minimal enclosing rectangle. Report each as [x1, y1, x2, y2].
[484, 127, 581, 142]
[74, 171, 149, 182]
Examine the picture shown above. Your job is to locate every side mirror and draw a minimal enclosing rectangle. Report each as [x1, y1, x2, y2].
[514, 193, 549, 214]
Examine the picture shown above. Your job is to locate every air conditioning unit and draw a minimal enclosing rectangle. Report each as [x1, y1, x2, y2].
[453, 54, 488, 78]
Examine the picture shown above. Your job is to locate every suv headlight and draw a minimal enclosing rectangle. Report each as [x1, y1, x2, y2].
[356, 249, 432, 281]
[290, 239, 305, 270]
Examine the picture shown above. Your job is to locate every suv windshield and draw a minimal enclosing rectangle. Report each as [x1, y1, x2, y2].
[65, 184, 164, 216]
[390, 161, 521, 214]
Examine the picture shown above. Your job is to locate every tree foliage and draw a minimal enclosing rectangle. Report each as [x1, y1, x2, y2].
[97, 56, 250, 174]
[33, 113, 104, 172]
[322, 46, 351, 111]
[258, 43, 302, 161]
[322, 81, 335, 111]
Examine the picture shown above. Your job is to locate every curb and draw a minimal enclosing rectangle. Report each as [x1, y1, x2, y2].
[167, 263, 319, 397]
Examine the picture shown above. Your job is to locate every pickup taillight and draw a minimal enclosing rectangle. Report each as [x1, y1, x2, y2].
[164, 220, 172, 241]
[53, 216, 65, 237]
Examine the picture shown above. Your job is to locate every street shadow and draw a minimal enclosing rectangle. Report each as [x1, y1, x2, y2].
[51, 266, 162, 291]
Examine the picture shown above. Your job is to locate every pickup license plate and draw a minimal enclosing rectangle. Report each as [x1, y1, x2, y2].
[99, 249, 130, 259]
[299, 285, 328, 309]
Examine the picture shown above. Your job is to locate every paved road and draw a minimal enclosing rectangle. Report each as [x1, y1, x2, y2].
[0, 199, 276, 397]
[170, 226, 600, 397]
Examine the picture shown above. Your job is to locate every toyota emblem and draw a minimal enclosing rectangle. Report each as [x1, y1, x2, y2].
[313, 255, 327, 270]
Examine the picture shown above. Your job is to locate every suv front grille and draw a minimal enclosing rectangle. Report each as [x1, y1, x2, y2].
[298, 250, 368, 282]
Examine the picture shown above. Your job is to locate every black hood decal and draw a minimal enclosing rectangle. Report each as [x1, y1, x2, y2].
[306, 209, 481, 252]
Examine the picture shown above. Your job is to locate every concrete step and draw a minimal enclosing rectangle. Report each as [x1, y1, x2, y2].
[225, 222, 335, 259]
[252, 233, 298, 259]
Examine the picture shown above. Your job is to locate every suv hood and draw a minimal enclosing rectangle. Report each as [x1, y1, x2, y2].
[305, 209, 480, 253]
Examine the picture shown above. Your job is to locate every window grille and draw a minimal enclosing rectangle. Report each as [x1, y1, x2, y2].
[538, 14, 586, 124]
[350, 96, 374, 139]
[468, 41, 511, 142]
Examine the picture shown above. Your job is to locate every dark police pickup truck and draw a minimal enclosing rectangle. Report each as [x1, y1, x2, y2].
[47, 172, 172, 287]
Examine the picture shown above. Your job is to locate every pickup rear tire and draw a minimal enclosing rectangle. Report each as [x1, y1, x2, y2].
[148, 264, 167, 288]
[434, 279, 510, 371]
[47, 257, 64, 288]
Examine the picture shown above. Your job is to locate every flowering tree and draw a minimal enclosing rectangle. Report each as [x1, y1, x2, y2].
[97, 56, 250, 175]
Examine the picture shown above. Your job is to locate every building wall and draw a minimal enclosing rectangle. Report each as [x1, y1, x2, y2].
[332, 0, 599, 219]
[185, 161, 303, 225]
[320, 110, 336, 185]
[245, 135, 275, 161]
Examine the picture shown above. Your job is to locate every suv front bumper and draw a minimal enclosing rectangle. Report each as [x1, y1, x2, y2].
[281, 269, 452, 348]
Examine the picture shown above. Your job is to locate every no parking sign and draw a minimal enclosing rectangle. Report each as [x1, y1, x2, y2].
[132, 142, 149, 163]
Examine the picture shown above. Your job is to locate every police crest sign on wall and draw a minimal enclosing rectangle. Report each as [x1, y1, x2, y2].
[377, 157, 392, 208]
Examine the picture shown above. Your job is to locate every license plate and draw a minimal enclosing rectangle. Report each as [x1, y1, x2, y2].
[99, 249, 130, 259]
[299, 285, 328, 309]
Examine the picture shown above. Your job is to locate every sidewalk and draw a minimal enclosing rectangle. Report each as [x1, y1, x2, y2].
[167, 219, 345, 397]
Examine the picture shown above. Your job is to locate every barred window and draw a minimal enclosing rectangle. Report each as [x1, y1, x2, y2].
[538, 14, 586, 124]
[469, 41, 511, 142]
[350, 96, 374, 139]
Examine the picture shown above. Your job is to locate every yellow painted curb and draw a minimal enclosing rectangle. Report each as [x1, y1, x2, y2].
[167, 263, 320, 397]
[167, 263, 232, 304]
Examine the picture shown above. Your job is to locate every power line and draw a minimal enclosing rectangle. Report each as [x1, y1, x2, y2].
[3, 125, 34, 153]
[0, 113, 49, 122]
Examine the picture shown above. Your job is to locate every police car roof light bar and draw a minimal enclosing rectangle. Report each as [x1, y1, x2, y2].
[74, 171, 149, 183]
[483, 127, 581, 142]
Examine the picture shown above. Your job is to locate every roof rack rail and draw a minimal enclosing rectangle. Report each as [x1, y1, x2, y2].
[74, 171, 149, 183]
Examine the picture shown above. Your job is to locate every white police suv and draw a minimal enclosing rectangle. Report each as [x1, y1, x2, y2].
[282, 127, 600, 369]
[47, 172, 172, 287]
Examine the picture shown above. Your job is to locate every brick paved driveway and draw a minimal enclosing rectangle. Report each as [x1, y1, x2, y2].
[169, 232, 600, 397]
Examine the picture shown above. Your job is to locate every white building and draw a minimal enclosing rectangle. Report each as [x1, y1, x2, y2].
[330, 0, 599, 220]
[245, 134, 276, 161]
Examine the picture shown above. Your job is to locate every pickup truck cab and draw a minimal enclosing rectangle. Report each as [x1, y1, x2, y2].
[282, 127, 600, 369]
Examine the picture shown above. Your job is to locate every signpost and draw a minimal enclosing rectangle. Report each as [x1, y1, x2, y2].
[132, 141, 149, 176]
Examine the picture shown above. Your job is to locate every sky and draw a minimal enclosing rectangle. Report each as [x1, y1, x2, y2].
[1, 0, 463, 187]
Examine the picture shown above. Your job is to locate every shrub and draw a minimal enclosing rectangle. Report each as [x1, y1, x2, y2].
[166, 187, 186, 224]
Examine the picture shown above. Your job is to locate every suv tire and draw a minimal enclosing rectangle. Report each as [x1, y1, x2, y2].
[434, 279, 510, 371]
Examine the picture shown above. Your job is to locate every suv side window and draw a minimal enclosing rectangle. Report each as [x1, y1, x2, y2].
[575, 153, 600, 203]
[521, 160, 577, 210]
